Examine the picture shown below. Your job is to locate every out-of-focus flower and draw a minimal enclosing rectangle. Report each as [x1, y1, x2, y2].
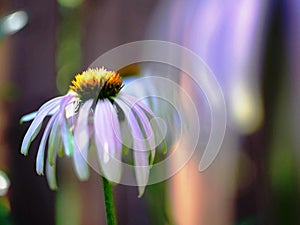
[148, 0, 268, 134]
[145, 1, 270, 224]
[20, 67, 159, 196]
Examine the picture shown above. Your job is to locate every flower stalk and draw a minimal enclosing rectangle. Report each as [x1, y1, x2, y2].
[102, 177, 117, 225]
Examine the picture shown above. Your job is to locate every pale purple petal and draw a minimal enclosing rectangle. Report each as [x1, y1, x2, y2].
[46, 135, 59, 190]
[120, 93, 167, 154]
[134, 107, 156, 165]
[119, 94, 156, 163]
[114, 98, 149, 197]
[60, 96, 75, 157]
[36, 113, 56, 175]
[130, 103, 156, 164]
[47, 115, 61, 165]
[20, 106, 60, 124]
[119, 119, 133, 150]
[48, 95, 73, 165]
[20, 111, 38, 124]
[73, 99, 93, 181]
[61, 115, 73, 157]
[119, 93, 155, 116]
[21, 95, 65, 155]
[20, 96, 64, 124]
[94, 100, 122, 182]
[134, 151, 150, 197]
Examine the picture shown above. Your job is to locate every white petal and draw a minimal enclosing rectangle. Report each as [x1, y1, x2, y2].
[47, 115, 61, 165]
[46, 161, 57, 190]
[119, 93, 154, 116]
[48, 95, 74, 164]
[114, 98, 149, 197]
[36, 114, 56, 175]
[134, 151, 150, 197]
[119, 95, 156, 163]
[94, 100, 122, 182]
[73, 99, 93, 181]
[21, 96, 65, 155]
[61, 116, 73, 157]
[120, 93, 166, 156]
[59, 96, 75, 157]
[20, 111, 38, 124]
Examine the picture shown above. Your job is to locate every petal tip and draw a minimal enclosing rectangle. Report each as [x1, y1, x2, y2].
[77, 174, 89, 182]
[137, 186, 146, 198]
[20, 148, 28, 156]
[37, 171, 44, 176]
[74, 165, 90, 181]
[49, 185, 58, 190]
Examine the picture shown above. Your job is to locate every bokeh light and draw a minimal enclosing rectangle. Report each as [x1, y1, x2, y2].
[0, 170, 10, 196]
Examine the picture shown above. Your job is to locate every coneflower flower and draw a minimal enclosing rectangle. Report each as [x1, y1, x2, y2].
[20, 67, 160, 196]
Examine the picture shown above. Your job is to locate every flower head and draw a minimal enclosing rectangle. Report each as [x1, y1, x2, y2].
[21, 67, 162, 196]
[69, 68, 123, 102]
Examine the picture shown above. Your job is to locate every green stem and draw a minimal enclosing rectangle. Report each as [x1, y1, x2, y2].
[102, 177, 117, 225]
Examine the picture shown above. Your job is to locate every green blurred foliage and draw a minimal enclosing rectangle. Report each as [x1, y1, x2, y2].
[58, 0, 83, 8]
[269, 81, 299, 225]
[0, 82, 19, 101]
[56, 175, 81, 225]
[0, 199, 12, 225]
[146, 181, 174, 225]
[56, 5, 82, 94]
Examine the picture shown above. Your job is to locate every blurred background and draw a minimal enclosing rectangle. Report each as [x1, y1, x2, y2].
[0, 0, 299, 225]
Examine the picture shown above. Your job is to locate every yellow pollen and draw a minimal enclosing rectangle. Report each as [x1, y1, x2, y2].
[69, 67, 123, 102]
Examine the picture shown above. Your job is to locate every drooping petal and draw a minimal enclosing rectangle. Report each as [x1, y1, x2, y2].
[119, 93, 167, 155]
[21, 96, 65, 155]
[20, 106, 60, 124]
[57, 136, 64, 158]
[108, 105, 122, 158]
[58, 95, 75, 157]
[114, 98, 149, 197]
[61, 115, 74, 157]
[46, 133, 59, 190]
[20, 111, 37, 124]
[94, 100, 122, 182]
[119, 93, 155, 116]
[117, 100, 133, 150]
[46, 160, 57, 190]
[136, 109, 156, 164]
[48, 95, 73, 165]
[134, 152, 150, 197]
[36, 113, 56, 175]
[119, 94, 156, 164]
[48, 115, 61, 166]
[73, 99, 93, 181]
[119, 119, 133, 153]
